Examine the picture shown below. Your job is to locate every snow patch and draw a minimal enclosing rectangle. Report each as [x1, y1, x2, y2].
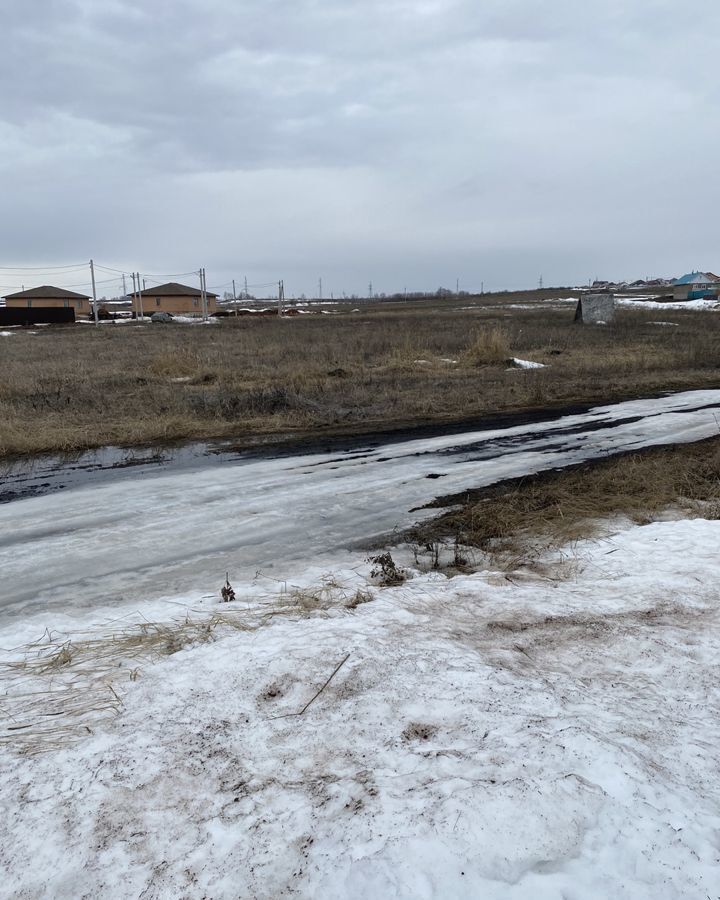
[509, 357, 547, 369]
[617, 297, 720, 311]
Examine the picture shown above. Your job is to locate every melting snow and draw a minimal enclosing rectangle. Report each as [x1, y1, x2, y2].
[1, 518, 719, 897]
[509, 357, 546, 369]
[2, 389, 720, 628]
[617, 297, 720, 311]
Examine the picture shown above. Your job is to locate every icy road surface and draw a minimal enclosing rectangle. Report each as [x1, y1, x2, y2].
[1, 388, 720, 624]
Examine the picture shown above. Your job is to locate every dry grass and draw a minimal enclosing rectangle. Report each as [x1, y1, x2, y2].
[413, 437, 720, 556]
[1, 295, 719, 458]
[462, 326, 511, 366]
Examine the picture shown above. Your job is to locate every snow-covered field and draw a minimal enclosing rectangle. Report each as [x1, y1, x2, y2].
[1, 517, 719, 898]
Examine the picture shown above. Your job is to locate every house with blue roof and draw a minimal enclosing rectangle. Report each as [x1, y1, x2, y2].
[672, 272, 720, 301]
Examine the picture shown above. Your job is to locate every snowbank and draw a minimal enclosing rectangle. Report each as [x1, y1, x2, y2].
[1, 518, 720, 898]
[170, 315, 219, 325]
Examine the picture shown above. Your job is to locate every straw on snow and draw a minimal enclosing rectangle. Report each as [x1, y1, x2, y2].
[0, 579, 372, 755]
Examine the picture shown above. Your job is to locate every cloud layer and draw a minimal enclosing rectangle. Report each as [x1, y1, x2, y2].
[1, 0, 719, 296]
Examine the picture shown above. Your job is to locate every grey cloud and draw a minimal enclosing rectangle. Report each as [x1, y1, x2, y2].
[1, 0, 720, 294]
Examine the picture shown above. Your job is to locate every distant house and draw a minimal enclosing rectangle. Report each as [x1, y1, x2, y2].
[673, 272, 720, 301]
[2, 285, 92, 316]
[133, 282, 218, 317]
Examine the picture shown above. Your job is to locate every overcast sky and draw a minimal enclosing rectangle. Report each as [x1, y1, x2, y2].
[1, 0, 719, 298]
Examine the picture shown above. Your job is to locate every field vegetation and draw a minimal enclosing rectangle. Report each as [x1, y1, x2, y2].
[1, 293, 719, 458]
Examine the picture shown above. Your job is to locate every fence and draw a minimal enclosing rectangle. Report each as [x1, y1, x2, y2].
[0, 307, 76, 326]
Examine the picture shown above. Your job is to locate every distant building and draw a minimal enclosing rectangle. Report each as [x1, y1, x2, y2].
[2, 285, 92, 316]
[133, 282, 218, 317]
[672, 272, 720, 301]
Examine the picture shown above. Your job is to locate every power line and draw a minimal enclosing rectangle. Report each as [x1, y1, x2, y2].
[0, 276, 122, 292]
[0, 262, 87, 271]
[93, 263, 200, 281]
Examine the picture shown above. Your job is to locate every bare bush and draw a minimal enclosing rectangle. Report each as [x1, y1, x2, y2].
[369, 552, 407, 586]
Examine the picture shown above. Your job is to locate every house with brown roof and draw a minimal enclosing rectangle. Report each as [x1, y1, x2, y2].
[2, 285, 92, 316]
[133, 282, 218, 317]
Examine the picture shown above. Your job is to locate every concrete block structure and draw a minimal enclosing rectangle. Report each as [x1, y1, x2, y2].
[574, 293, 616, 324]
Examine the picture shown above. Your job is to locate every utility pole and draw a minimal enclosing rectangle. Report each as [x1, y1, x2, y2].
[481, 281, 484, 295]
[136, 272, 144, 319]
[278, 280, 285, 317]
[199, 268, 208, 319]
[122, 273, 127, 297]
[456, 277, 459, 296]
[232, 279, 236, 302]
[131, 272, 138, 319]
[538, 274, 544, 290]
[244, 276, 248, 301]
[90, 259, 99, 325]
[318, 277, 322, 301]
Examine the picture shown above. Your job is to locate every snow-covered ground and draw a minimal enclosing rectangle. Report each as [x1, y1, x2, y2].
[1, 517, 719, 898]
[616, 296, 720, 311]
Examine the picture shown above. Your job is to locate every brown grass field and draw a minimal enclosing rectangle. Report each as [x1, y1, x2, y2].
[1, 291, 719, 459]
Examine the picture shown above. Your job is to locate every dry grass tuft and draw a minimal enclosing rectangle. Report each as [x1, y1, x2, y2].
[289, 577, 375, 610]
[462, 327, 512, 366]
